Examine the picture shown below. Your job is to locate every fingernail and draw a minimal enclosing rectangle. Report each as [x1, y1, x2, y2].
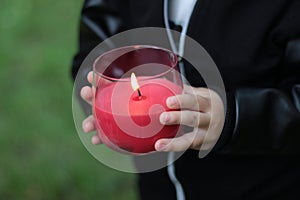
[81, 88, 86, 97]
[167, 97, 178, 108]
[92, 135, 101, 145]
[161, 113, 171, 124]
[83, 88, 87, 95]
[157, 143, 167, 151]
[84, 122, 93, 132]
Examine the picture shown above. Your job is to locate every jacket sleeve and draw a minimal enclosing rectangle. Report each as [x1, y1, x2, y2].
[71, 0, 127, 80]
[216, 2, 300, 155]
[71, 0, 127, 115]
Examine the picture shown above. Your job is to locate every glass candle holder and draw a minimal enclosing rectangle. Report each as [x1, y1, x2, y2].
[93, 45, 183, 154]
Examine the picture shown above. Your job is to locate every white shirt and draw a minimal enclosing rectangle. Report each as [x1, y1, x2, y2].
[169, 0, 198, 27]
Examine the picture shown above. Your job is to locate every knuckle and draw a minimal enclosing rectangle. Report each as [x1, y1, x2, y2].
[190, 94, 198, 106]
[192, 113, 200, 127]
[179, 95, 187, 108]
[80, 87, 86, 97]
[174, 113, 182, 124]
[82, 118, 88, 125]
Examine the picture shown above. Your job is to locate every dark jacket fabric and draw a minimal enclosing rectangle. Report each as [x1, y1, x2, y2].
[72, 0, 300, 199]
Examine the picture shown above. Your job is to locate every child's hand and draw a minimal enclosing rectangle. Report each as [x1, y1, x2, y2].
[81, 72, 101, 145]
[155, 86, 225, 152]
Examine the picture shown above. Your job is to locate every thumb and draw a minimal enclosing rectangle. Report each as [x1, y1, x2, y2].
[155, 132, 197, 152]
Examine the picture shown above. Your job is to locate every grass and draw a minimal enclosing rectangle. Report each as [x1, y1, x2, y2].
[0, 0, 137, 199]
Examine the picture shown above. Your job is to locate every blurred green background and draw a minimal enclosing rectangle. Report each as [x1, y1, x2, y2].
[0, 0, 137, 199]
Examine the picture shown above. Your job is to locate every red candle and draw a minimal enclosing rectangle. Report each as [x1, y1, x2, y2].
[93, 74, 182, 154]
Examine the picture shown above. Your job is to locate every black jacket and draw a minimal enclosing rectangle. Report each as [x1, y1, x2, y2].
[72, 0, 300, 199]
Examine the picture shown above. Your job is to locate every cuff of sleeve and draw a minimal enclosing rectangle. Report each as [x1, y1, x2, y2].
[210, 90, 236, 153]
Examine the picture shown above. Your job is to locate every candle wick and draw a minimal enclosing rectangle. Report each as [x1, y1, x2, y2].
[137, 89, 142, 97]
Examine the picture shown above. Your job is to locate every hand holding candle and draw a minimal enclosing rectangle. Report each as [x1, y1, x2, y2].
[155, 86, 225, 152]
[82, 72, 225, 153]
[81, 45, 225, 154]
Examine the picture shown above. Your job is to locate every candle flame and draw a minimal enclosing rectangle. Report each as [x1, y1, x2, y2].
[131, 73, 140, 91]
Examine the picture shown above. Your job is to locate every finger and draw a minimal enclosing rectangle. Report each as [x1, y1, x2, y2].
[183, 85, 210, 98]
[80, 86, 93, 104]
[91, 134, 102, 145]
[87, 71, 93, 84]
[166, 94, 210, 112]
[183, 85, 196, 94]
[82, 115, 95, 133]
[160, 111, 210, 128]
[155, 132, 198, 152]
